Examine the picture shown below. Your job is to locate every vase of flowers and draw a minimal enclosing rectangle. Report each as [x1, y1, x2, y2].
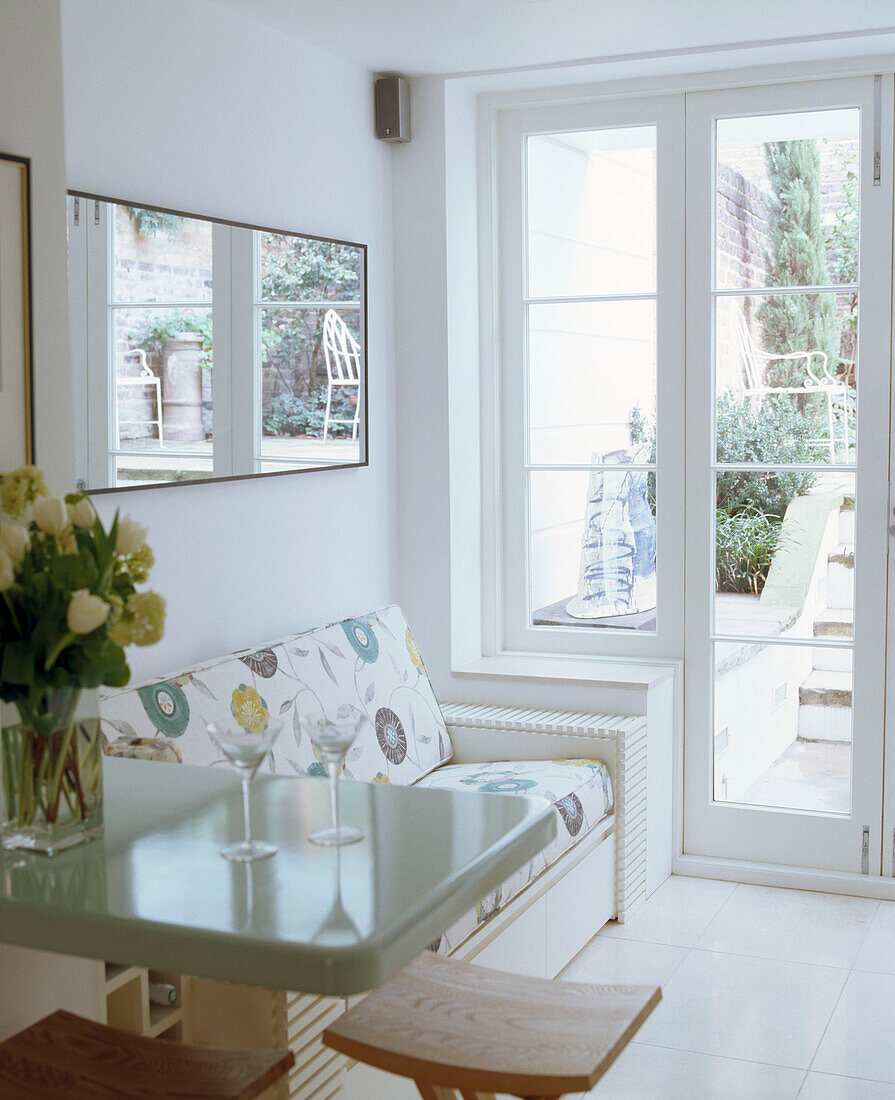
[0, 466, 165, 855]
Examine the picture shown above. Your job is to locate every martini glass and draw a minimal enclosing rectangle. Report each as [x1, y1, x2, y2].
[300, 712, 366, 846]
[206, 719, 283, 861]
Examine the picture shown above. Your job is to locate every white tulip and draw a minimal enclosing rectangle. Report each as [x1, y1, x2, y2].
[116, 516, 148, 557]
[66, 589, 110, 634]
[68, 496, 96, 529]
[33, 495, 70, 537]
[0, 523, 29, 563]
[0, 551, 14, 592]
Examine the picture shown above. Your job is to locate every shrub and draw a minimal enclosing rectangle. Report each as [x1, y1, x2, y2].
[262, 388, 356, 439]
[715, 389, 817, 518]
[716, 508, 781, 595]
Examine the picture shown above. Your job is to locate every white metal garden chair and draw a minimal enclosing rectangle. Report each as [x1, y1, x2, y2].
[736, 311, 850, 462]
[115, 347, 164, 447]
[322, 309, 361, 442]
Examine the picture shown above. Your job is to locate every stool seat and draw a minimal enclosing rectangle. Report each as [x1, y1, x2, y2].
[0, 1009, 294, 1100]
[323, 952, 660, 1099]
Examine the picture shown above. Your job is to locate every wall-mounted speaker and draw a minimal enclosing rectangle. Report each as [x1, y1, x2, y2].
[375, 76, 411, 143]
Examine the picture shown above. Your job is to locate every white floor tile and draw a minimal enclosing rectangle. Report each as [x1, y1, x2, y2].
[588, 1042, 805, 1098]
[600, 875, 738, 948]
[637, 949, 847, 1068]
[559, 936, 688, 987]
[695, 884, 878, 968]
[813, 971, 895, 1083]
[800, 1073, 895, 1099]
[852, 901, 895, 975]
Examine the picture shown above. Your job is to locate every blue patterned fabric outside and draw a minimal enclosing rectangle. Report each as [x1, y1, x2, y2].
[566, 443, 656, 620]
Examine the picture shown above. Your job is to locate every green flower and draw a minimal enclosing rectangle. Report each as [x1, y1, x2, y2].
[123, 544, 155, 584]
[109, 591, 166, 647]
[0, 466, 47, 517]
[137, 681, 190, 737]
[341, 619, 379, 662]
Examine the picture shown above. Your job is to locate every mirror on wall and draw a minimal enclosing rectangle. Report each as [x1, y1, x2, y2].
[67, 194, 367, 492]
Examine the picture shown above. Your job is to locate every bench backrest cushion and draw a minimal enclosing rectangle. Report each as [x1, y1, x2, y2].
[99, 605, 453, 786]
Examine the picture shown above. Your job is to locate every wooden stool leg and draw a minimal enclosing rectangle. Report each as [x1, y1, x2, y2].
[416, 1084, 461, 1100]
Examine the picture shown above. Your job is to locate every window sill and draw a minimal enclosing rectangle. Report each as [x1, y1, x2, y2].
[452, 652, 678, 689]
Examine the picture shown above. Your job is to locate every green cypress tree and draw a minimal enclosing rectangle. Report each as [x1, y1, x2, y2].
[757, 140, 839, 397]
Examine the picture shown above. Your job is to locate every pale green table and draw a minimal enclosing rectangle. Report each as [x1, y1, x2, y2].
[0, 758, 556, 996]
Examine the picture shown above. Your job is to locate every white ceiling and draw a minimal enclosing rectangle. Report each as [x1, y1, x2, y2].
[213, 0, 895, 76]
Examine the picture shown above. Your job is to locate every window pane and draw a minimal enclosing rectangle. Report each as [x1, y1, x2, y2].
[715, 108, 859, 290]
[259, 232, 361, 303]
[714, 471, 854, 642]
[529, 300, 656, 465]
[715, 293, 856, 465]
[111, 305, 213, 466]
[259, 307, 361, 466]
[112, 205, 212, 304]
[529, 469, 656, 631]
[527, 126, 656, 299]
[714, 640, 851, 813]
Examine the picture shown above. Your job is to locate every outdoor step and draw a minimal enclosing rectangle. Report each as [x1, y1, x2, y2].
[839, 498, 855, 545]
[827, 544, 854, 568]
[826, 547, 854, 611]
[798, 671, 853, 742]
[812, 646, 852, 673]
[799, 670, 852, 708]
[813, 608, 853, 639]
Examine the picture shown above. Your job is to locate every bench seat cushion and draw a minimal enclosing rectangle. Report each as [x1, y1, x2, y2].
[99, 605, 452, 786]
[413, 759, 613, 954]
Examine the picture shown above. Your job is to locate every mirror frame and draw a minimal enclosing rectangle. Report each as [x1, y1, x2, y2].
[0, 151, 35, 466]
[67, 189, 369, 495]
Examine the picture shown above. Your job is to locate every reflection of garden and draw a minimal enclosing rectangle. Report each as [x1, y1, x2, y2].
[116, 208, 362, 455]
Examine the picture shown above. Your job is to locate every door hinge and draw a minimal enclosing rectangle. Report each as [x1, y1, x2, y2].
[94, 200, 101, 226]
[73, 197, 79, 226]
[862, 825, 870, 874]
[891, 828, 895, 878]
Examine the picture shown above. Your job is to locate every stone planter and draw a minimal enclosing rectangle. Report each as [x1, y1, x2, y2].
[161, 332, 205, 442]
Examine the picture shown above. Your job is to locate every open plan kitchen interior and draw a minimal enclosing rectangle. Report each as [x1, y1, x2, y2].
[6, 2, 895, 1098]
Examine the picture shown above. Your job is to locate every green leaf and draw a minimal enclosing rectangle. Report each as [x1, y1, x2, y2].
[1, 642, 35, 685]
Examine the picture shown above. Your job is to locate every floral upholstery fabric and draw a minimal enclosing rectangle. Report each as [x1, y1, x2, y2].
[414, 759, 613, 954]
[99, 605, 453, 785]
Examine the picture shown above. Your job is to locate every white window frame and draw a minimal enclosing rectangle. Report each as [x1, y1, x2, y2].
[485, 93, 686, 661]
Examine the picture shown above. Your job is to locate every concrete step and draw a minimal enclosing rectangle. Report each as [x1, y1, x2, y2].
[813, 608, 853, 639]
[798, 670, 853, 742]
[812, 646, 852, 673]
[826, 544, 854, 611]
[839, 496, 855, 545]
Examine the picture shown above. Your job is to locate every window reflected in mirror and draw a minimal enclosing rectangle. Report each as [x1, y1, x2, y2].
[67, 196, 366, 492]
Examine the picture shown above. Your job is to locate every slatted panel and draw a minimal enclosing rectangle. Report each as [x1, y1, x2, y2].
[283, 993, 348, 1099]
[440, 702, 648, 924]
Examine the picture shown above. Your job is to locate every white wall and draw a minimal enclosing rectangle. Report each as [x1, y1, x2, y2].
[57, 0, 397, 680]
[0, 0, 74, 489]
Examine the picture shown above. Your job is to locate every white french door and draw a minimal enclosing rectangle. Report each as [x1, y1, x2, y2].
[683, 76, 894, 873]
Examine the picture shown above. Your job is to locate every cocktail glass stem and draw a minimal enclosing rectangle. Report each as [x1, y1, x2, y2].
[327, 756, 343, 834]
[241, 772, 253, 849]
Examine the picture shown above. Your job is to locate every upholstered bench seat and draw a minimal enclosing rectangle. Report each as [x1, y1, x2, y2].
[414, 759, 613, 953]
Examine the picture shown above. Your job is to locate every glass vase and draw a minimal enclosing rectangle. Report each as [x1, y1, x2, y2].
[1, 690, 104, 856]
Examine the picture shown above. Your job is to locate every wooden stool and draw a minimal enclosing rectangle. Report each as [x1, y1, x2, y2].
[0, 1009, 294, 1099]
[323, 952, 660, 1100]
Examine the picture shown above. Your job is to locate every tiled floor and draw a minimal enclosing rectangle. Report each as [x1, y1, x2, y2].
[558, 876, 895, 1098]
